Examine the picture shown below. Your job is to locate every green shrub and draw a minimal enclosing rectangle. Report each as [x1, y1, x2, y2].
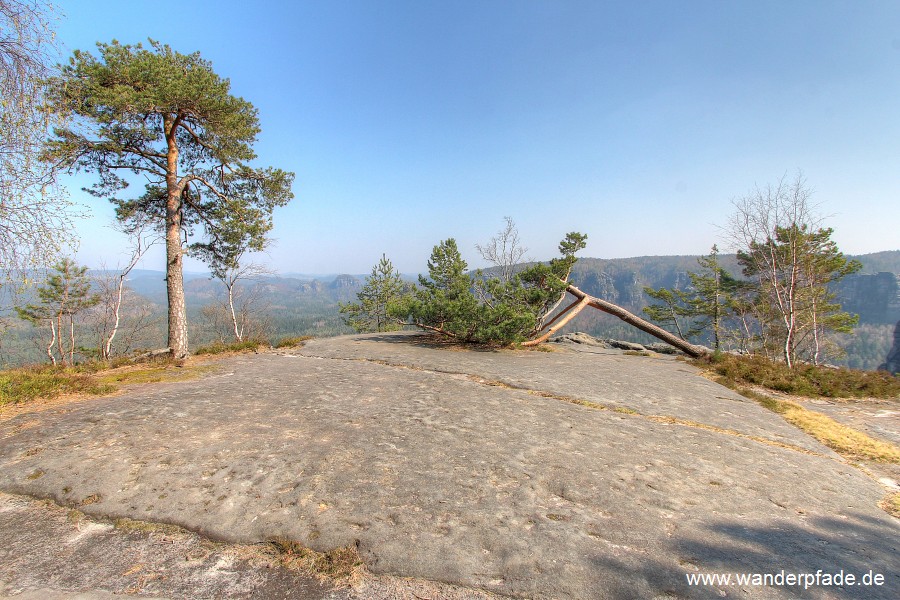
[396, 233, 586, 345]
[695, 353, 900, 399]
[274, 336, 313, 348]
[194, 338, 270, 356]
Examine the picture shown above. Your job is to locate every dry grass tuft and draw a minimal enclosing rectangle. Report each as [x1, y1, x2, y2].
[79, 493, 102, 506]
[114, 517, 189, 537]
[880, 492, 900, 518]
[274, 336, 314, 348]
[266, 537, 362, 581]
[741, 389, 900, 463]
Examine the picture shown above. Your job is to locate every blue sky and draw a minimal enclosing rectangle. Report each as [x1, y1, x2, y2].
[53, 0, 900, 274]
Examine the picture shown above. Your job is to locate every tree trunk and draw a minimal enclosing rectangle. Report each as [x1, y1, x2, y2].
[164, 114, 189, 359]
[47, 320, 57, 365]
[712, 274, 721, 351]
[228, 282, 243, 342]
[55, 312, 66, 366]
[104, 272, 126, 360]
[164, 206, 189, 358]
[560, 284, 707, 357]
[522, 295, 591, 346]
[68, 315, 75, 364]
[810, 299, 821, 366]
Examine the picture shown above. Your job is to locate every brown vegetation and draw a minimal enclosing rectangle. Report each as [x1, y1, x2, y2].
[694, 352, 900, 399]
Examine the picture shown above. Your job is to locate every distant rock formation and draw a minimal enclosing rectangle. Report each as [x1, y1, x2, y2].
[329, 274, 361, 289]
[835, 272, 900, 324]
[879, 320, 900, 375]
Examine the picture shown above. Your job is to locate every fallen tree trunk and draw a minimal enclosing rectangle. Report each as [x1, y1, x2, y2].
[523, 284, 708, 357]
[524, 295, 592, 345]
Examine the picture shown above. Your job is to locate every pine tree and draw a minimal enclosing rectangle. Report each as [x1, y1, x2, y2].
[400, 233, 587, 344]
[794, 227, 861, 364]
[43, 40, 294, 358]
[642, 246, 741, 351]
[16, 258, 99, 365]
[642, 286, 693, 341]
[407, 239, 479, 339]
[738, 224, 861, 366]
[685, 245, 741, 351]
[340, 254, 407, 333]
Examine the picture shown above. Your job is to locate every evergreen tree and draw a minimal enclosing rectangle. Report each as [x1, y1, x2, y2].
[642, 286, 693, 341]
[16, 258, 99, 365]
[340, 254, 407, 333]
[794, 227, 861, 364]
[43, 40, 294, 358]
[686, 245, 741, 351]
[528, 232, 588, 330]
[406, 239, 480, 339]
[398, 233, 587, 345]
[643, 246, 741, 351]
[737, 224, 861, 366]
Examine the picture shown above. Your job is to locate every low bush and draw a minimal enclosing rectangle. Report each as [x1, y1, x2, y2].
[274, 335, 313, 348]
[695, 353, 900, 399]
[0, 365, 115, 406]
[194, 338, 269, 356]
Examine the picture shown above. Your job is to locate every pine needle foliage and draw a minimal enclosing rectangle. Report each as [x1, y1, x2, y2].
[42, 39, 294, 358]
[340, 254, 407, 333]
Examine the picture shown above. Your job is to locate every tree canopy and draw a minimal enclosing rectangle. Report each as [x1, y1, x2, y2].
[43, 40, 295, 357]
[738, 224, 861, 366]
[16, 257, 99, 365]
[340, 254, 407, 333]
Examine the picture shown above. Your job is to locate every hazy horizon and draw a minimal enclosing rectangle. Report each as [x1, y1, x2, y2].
[46, 1, 900, 274]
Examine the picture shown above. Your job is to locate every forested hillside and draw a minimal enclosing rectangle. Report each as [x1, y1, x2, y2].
[562, 251, 900, 369]
[2, 251, 897, 369]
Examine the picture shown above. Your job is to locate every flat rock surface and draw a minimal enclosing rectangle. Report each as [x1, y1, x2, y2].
[299, 333, 835, 453]
[0, 332, 898, 599]
[800, 397, 900, 447]
[0, 492, 333, 600]
[0, 492, 494, 600]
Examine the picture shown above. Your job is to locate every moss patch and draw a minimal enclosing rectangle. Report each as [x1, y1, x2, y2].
[0, 359, 212, 409]
[96, 364, 212, 387]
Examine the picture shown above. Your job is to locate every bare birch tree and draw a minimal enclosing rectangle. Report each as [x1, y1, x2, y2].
[475, 217, 529, 283]
[0, 0, 79, 282]
[727, 173, 860, 367]
[218, 260, 274, 342]
[91, 219, 161, 359]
